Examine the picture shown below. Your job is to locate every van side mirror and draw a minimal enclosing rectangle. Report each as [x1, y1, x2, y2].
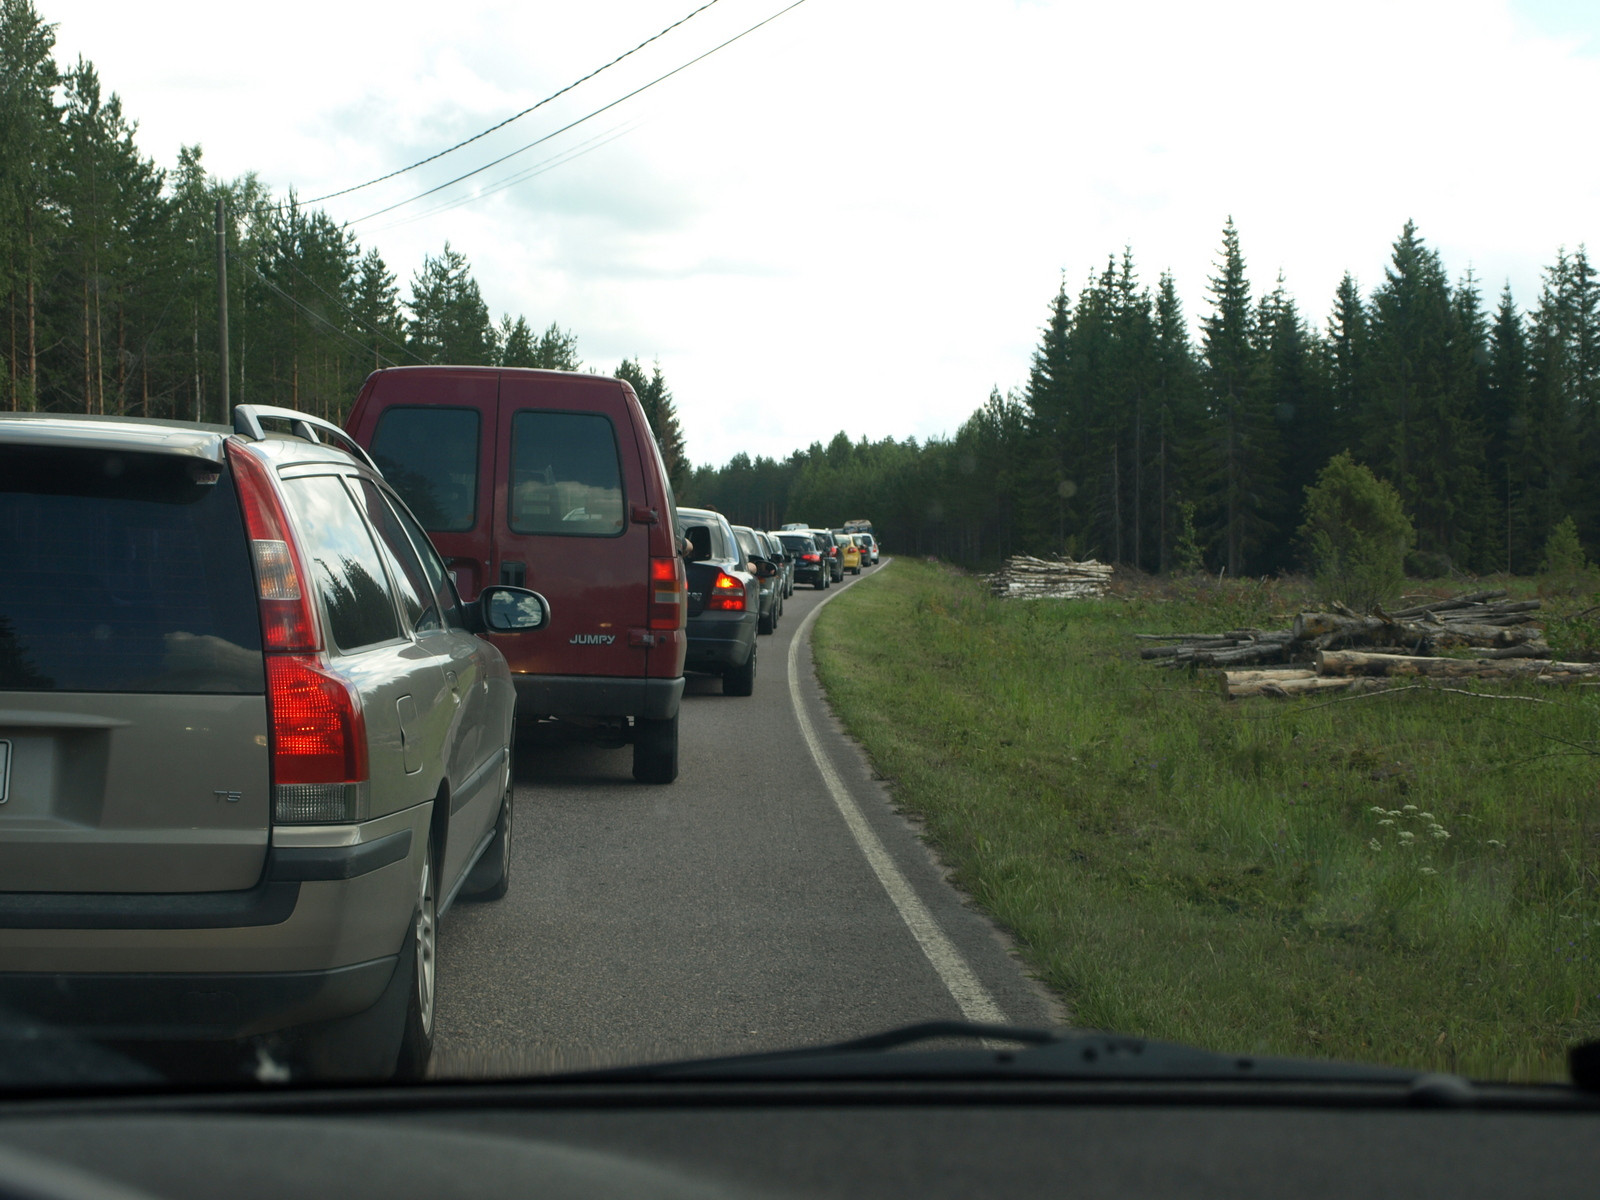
[478, 586, 551, 632]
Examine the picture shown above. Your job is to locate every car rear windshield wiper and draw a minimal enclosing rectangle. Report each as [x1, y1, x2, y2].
[559, 1020, 1472, 1096]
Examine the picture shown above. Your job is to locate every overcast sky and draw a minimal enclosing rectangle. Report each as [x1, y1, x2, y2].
[41, 0, 1600, 467]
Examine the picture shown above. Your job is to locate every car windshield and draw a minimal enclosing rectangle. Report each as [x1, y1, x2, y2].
[5, 0, 1600, 1095]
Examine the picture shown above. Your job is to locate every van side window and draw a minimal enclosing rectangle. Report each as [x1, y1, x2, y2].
[368, 407, 479, 533]
[509, 411, 625, 537]
[281, 476, 401, 652]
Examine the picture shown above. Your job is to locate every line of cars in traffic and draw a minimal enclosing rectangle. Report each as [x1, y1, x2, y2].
[0, 363, 880, 1084]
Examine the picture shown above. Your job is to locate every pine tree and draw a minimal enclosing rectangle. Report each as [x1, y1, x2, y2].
[617, 357, 689, 493]
[1364, 221, 1481, 566]
[1255, 275, 1328, 570]
[0, 0, 59, 411]
[1151, 272, 1203, 572]
[1487, 285, 1531, 571]
[348, 248, 405, 370]
[494, 314, 537, 367]
[1324, 272, 1368, 464]
[406, 242, 493, 366]
[1199, 218, 1280, 576]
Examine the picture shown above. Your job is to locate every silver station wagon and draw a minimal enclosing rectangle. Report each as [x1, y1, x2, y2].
[0, 406, 549, 1080]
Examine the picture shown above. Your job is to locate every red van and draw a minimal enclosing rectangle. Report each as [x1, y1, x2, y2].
[346, 367, 686, 783]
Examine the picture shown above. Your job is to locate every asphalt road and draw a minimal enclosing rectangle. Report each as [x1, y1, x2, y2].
[431, 559, 1060, 1077]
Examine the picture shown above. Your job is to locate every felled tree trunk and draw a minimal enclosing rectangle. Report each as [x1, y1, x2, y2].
[1316, 650, 1600, 680]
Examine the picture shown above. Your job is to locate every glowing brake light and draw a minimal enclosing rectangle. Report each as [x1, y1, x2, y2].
[706, 570, 748, 611]
[649, 556, 686, 631]
[801, 552, 820, 562]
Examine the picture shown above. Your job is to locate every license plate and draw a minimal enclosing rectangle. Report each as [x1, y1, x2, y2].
[0, 739, 9, 804]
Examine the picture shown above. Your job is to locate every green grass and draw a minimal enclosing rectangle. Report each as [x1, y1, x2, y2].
[811, 559, 1600, 1081]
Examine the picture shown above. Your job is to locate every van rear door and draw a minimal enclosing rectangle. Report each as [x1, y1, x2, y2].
[354, 368, 499, 602]
[490, 373, 651, 689]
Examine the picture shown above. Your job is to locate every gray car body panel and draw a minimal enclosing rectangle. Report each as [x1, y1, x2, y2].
[0, 416, 521, 1038]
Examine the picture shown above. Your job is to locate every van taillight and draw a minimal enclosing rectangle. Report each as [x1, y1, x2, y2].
[706, 570, 747, 612]
[227, 441, 319, 653]
[649, 556, 686, 631]
[267, 655, 370, 823]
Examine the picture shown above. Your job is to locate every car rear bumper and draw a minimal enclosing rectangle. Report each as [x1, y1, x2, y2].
[684, 611, 757, 672]
[511, 673, 684, 720]
[0, 956, 399, 1040]
[0, 806, 430, 1030]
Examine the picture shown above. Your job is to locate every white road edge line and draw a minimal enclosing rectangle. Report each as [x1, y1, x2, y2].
[787, 563, 1007, 1025]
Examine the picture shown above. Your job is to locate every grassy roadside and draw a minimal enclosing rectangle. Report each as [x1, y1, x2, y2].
[811, 558, 1600, 1080]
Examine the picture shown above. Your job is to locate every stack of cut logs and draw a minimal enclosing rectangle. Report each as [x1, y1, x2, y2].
[1137, 590, 1600, 698]
[989, 556, 1114, 599]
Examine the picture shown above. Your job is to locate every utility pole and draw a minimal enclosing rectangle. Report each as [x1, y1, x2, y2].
[215, 197, 230, 424]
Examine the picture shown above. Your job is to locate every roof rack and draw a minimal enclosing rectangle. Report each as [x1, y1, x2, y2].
[232, 405, 378, 473]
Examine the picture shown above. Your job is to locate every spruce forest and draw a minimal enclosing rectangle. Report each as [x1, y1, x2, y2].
[695, 214, 1599, 578]
[0, 0, 690, 492]
[5, 0, 1594, 579]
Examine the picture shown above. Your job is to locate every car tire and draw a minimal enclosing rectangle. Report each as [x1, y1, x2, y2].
[632, 710, 679, 784]
[758, 607, 774, 635]
[395, 843, 438, 1080]
[815, 577, 826, 590]
[461, 747, 514, 901]
[724, 643, 756, 696]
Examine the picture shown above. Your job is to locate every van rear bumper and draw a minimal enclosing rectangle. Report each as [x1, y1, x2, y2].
[512, 673, 683, 720]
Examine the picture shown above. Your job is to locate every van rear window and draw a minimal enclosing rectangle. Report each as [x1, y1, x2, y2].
[0, 446, 263, 693]
[509, 412, 625, 537]
[368, 407, 479, 532]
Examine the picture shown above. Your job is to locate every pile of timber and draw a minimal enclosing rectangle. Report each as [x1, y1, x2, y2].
[989, 556, 1113, 599]
[1223, 652, 1600, 699]
[1135, 589, 1594, 697]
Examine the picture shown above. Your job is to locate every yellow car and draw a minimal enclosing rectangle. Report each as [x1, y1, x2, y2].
[836, 532, 862, 575]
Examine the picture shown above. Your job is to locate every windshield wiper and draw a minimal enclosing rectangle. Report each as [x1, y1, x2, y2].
[562, 1020, 1473, 1098]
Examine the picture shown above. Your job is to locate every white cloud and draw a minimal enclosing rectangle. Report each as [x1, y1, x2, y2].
[42, 0, 1600, 466]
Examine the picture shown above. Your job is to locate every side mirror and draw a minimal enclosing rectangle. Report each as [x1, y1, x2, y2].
[753, 560, 778, 580]
[479, 586, 551, 632]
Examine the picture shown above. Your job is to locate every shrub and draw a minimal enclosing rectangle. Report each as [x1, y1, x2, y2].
[1539, 517, 1599, 597]
[1298, 453, 1414, 612]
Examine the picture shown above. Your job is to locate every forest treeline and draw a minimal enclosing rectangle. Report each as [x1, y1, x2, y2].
[0, 0, 690, 490]
[691, 217, 1600, 577]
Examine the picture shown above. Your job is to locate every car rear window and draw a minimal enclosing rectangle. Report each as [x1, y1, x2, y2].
[280, 475, 402, 652]
[509, 411, 626, 537]
[780, 536, 813, 554]
[368, 406, 480, 532]
[0, 445, 263, 693]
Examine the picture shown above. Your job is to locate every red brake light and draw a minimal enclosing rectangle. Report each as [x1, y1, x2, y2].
[227, 441, 320, 653]
[267, 655, 369, 785]
[802, 552, 820, 562]
[706, 569, 748, 611]
[649, 556, 686, 631]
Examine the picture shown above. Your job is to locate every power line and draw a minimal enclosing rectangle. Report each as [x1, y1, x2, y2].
[235, 252, 413, 368]
[296, 0, 722, 208]
[346, 0, 812, 227]
[362, 119, 644, 237]
[268, 250, 423, 364]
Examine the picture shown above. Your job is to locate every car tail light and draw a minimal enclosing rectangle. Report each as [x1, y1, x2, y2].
[229, 441, 368, 823]
[801, 552, 820, 562]
[705, 569, 748, 611]
[649, 556, 686, 631]
[228, 441, 319, 653]
[267, 655, 370, 822]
